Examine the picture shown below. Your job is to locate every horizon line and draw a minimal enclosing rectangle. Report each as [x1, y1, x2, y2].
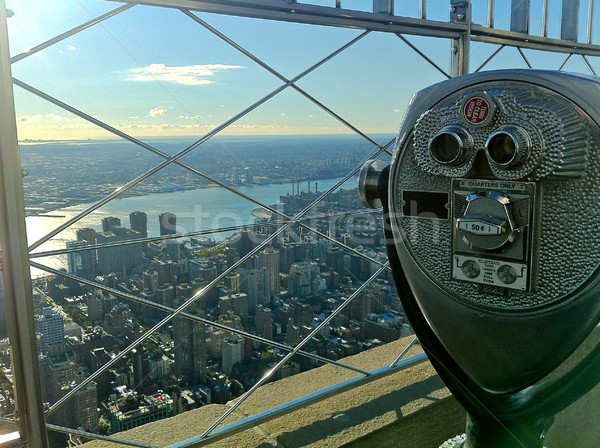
[18, 132, 396, 144]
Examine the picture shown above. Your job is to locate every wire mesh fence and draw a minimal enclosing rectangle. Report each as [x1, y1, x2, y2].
[3, 0, 600, 446]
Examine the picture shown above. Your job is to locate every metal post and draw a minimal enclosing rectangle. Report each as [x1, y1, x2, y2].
[510, 0, 530, 34]
[0, 3, 49, 447]
[561, 0, 580, 41]
[450, 0, 470, 76]
[373, 0, 392, 15]
[587, 0, 595, 44]
[487, 0, 495, 28]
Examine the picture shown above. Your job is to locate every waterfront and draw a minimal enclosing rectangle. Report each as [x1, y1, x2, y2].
[26, 176, 356, 276]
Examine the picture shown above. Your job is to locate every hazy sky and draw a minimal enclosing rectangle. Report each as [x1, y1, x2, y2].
[6, 0, 599, 141]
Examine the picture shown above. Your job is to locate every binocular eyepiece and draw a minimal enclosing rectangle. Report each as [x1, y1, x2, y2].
[360, 69, 600, 448]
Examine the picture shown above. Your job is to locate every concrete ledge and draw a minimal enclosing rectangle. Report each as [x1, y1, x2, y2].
[82, 337, 465, 447]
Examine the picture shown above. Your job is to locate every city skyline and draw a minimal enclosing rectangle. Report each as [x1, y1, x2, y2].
[18, 181, 405, 443]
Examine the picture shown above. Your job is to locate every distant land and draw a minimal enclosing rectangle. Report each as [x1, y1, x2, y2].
[20, 134, 393, 215]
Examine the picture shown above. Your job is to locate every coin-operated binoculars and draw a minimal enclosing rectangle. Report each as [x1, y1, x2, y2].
[359, 70, 600, 448]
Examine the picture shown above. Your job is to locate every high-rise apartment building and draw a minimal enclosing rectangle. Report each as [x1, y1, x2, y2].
[155, 284, 175, 309]
[255, 305, 273, 340]
[225, 273, 241, 293]
[76, 227, 96, 245]
[172, 284, 207, 385]
[218, 293, 248, 318]
[95, 226, 143, 275]
[159, 212, 176, 235]
[129, 211, 148, 238]
[66, 240, 95, 280]
[221, 337, 244, 374]
[87, 291, 103, 322]
[35, 307, 64, 354]
[288, 261, 322, 297]
[142, 268, 159, 293]
[102, 216, 121, 232]
[258, 248, 280, 298]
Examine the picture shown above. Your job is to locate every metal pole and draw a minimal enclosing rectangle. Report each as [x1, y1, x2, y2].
[0, 2, 49, 447]
[587, 0, 595, 44]
[450, 0, 470, 76]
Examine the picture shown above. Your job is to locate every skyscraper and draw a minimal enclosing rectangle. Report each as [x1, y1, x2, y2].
[159, 212, 176, 235]
[66, 240, 95, 280]
[143, 268, 159, 293]
[258, 248, 280, 299]
[255, 305, 273, 340]
[129, 211, 148, 238]
[102, 216, 121, 232]
[95, 227, 143, 275]
[225, 273, 241, 293]
[172, 284, 207, 385]
[76, 227, 96, 245]
[221, 337, 243, 374]
[35, 307, 64, 354]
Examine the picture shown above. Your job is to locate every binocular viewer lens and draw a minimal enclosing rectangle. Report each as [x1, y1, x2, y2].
[487, 131, 516, 165]
[486, 125, 530, 168]
[428, 126, 472, 166]
[428, 124, 531, 169]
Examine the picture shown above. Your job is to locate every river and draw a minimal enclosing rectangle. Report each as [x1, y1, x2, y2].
[26, 176, 356, 276]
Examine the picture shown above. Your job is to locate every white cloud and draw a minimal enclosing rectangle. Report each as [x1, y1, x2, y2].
[177, 114, 203, 120]
[393, 108, 402, 113]
[18, 113, 84, 124]
[149, 107, 167, 117]
[125, 63, 244, 86]
[67, 45, 76, 51]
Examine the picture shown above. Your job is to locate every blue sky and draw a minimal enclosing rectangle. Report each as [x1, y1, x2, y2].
[6, 0, 600, 141]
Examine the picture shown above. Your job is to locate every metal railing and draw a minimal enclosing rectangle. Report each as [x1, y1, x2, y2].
[2, 1, 600, 447]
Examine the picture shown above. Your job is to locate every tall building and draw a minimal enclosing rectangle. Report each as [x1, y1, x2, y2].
[190, 278, 218, 308]
[221, 337, 244, 374]
[132, 346, 150, 387]
[159, 212, 176, 235]
[326, 247, 345, 275]
[165, 240, 181, 260]
[143, 268, 159, 293]
[240, 270, 258, 311]
[173, 285, 207, 385]
[225, 273, 241, 293]
[129, 211, 148, 238]
[76, 227, 96, 245]
[176, 283, 193, 304]
[96, 226, 143, 275]
[102, 216, 121, 232]
[258, 248, 280, 299]
[255, 305, 273, 340]
[288, 261, 322, 297]
[48, 355, 77, 402]
[105, 302, 132, 336]
[189, 259, 217, 283]
[244, 167, 253, 184]
[35, 307, 64, 354]
[155, 284, 175, 309]
[218, 293, 248, 318]
[156, 260, 177, 285]
[66, 240, 95, 280]
[87, 291, 103, 322]
[73, 370, 99, 433]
